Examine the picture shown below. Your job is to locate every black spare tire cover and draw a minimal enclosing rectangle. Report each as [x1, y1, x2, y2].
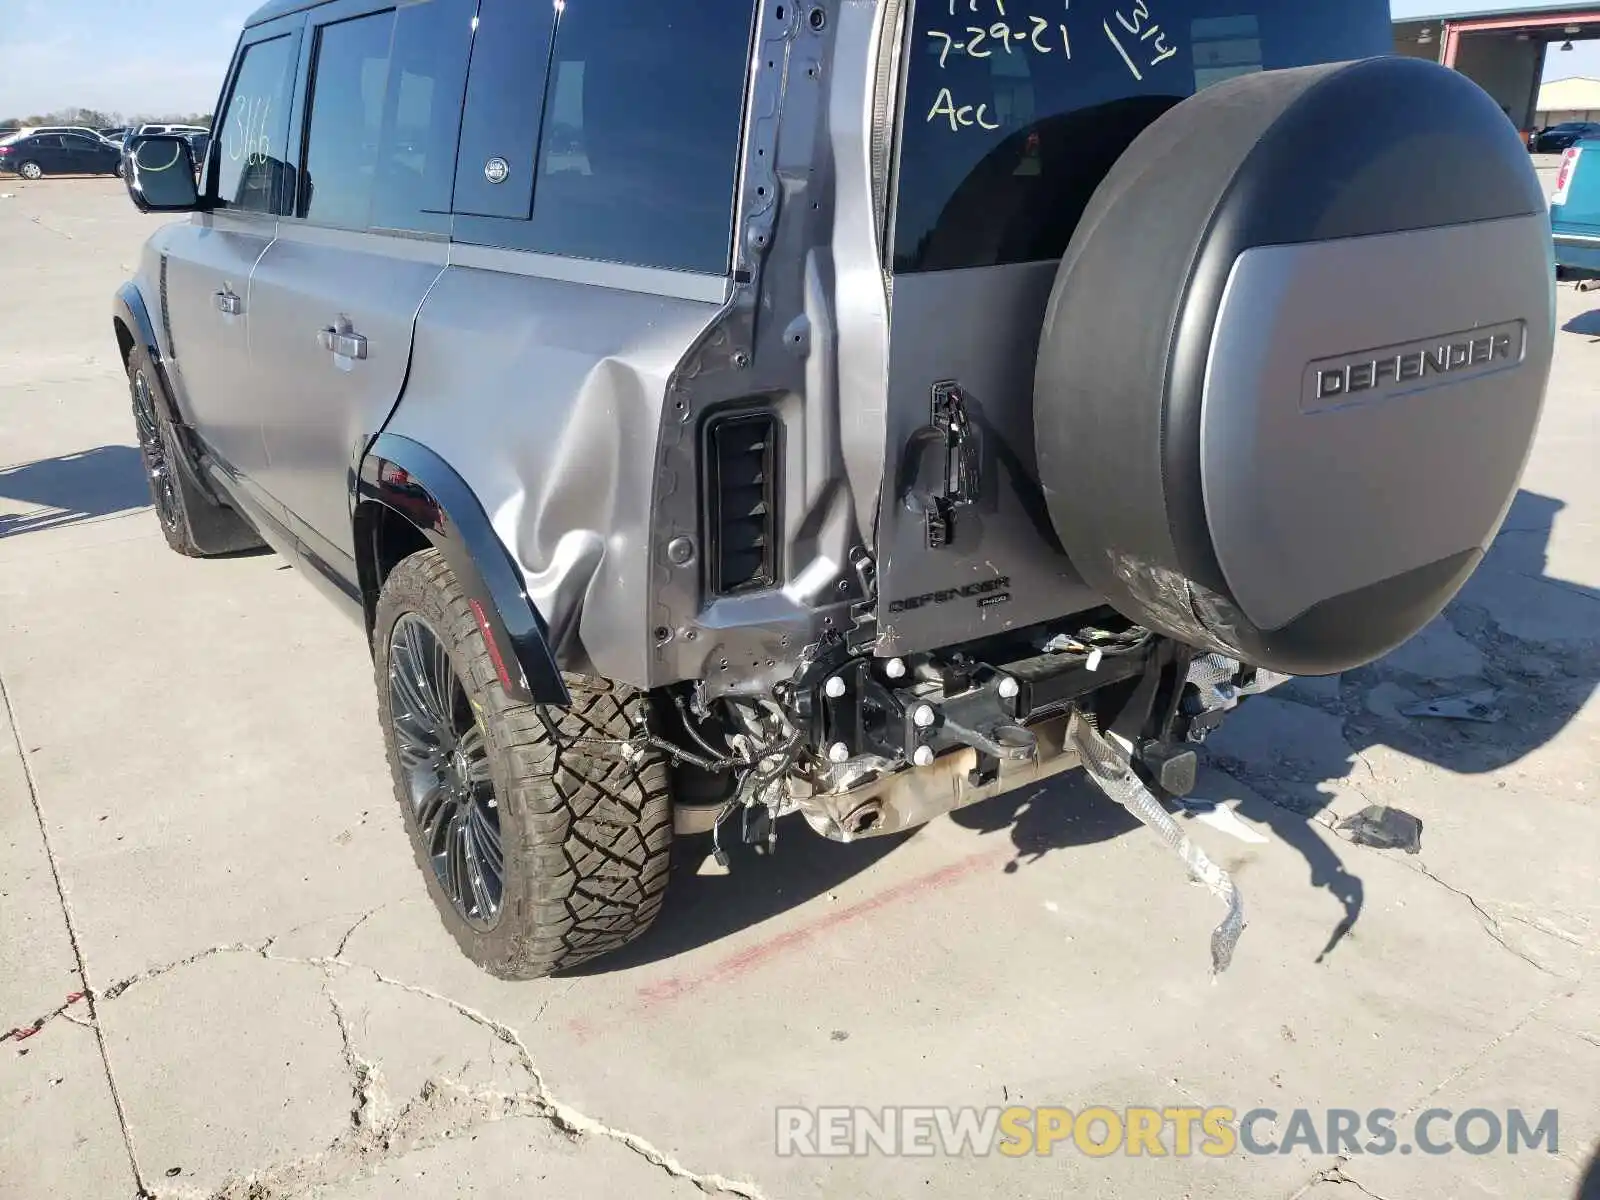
[1034, 56, 1554, 676]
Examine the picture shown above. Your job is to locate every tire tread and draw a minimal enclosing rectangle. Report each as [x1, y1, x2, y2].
[373, 547, 672, 979]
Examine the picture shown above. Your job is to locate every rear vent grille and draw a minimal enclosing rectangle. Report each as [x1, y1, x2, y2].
[707, 413, 779, 596]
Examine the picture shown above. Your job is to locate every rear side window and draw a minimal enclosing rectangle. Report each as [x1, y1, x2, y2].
[301, 11, 395, 230]
[369, 0, 475, 234]
[892, 0, 1391, 273]
[216, 33, 299, 214]
[450, 0, 758, 275]
[525, 2, 757, 273]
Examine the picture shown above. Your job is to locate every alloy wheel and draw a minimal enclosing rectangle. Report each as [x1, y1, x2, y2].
[131, 370, 180, 534]
[387, 612, 504, 930]
[19, 162, 42, 180]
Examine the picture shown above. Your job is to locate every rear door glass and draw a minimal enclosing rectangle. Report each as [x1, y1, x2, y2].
[892, 0, 1390, 273]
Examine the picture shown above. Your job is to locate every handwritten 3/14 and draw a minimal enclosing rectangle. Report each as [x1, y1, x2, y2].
[1103, 1, 1177, 81]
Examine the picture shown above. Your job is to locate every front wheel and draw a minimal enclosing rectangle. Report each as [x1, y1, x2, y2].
[17, 161, 42, 181]
[374, 549, 673, 979]
[126, 343, 263, 556]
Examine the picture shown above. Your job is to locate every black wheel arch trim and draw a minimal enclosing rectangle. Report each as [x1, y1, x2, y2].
[355, 433, 569, 708]
[113, 280, 234, 511]
[112, 282, 179, 424]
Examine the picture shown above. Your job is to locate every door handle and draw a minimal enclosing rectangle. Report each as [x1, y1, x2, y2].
[213, 289, 243, 316]
[318, 323, 367, 361]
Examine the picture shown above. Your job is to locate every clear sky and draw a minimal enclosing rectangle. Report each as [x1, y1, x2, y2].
[2, 0, 1599, 119]
[0, 0, 252, 120]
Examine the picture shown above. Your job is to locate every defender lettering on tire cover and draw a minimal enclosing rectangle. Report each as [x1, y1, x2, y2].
[888, 577, 1011, 614]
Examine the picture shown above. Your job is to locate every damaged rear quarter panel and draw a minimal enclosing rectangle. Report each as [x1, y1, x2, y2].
[381, 248, 727, 689]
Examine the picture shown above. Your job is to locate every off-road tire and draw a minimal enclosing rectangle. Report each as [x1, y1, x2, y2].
[126, 343, 264, 557]
[373, 548, 673, 979]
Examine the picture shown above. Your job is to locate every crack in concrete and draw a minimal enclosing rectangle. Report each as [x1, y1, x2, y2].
[1413, 862, 1563, 977]
[1404, 972, 1590, 1121]
[303, 956, 768, 1198]
[96, 938, 766, 1200]
[2, 990, 88, 1044]
[1498, 909, 1591, 948]
[1306, 1162, 1397, 1200]
[528, 978, 581, 1033]
[324, 980, 388, 1134]
[333, 906, 385, 960]
[98, 942, 268, 1001]
[27, 213, 75, 241]
[1287, 978, 1591, 1200]
[0, 665, 147, 1196]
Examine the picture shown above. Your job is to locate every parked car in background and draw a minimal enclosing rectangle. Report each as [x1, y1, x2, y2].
[15, 124, 113, 144]
[134, 123, 209, 138]
[0, 131, 123, 179]
[1532, 121, 1600, 153]
[182, 131, 211, 182]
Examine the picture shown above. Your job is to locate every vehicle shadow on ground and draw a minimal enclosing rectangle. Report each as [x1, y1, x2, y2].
[0, 445, 150, 537]
[1578, 1139, 1600, 1200]
[561, 825, 914, 976]
[960, 489, 1600, 965]
[1561, 308, 1600, 339]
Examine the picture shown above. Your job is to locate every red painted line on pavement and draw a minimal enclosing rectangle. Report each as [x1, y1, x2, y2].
[634, 846, 1009, 1011]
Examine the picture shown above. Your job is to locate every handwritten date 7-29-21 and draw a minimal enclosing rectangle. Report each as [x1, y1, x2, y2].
[927, 17, 1072, 67]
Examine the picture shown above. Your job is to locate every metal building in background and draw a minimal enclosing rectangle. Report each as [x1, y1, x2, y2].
[1394, 3, 1600, 130]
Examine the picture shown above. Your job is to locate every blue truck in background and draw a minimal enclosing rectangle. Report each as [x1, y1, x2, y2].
[1551, 142, 1600, 282]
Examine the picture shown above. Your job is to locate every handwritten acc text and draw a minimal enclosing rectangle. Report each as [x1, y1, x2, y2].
[924, 0, 1070, 132]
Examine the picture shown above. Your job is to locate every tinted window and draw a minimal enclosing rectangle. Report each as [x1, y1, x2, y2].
[892, 0, 1391, 272]
[520, 1, 757, 273]
[451, 0, 557, 222]
[301, 11, 396, 229]
[369, 0, 476, 234]
[216, 33, 299, 214]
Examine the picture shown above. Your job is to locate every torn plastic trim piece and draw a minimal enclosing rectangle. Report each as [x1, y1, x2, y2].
[1186, 653, 1293, 713]
[1068, 711, 1246, 975]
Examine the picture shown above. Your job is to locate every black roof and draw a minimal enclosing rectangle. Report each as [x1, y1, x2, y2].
[244, 0, 323, 27]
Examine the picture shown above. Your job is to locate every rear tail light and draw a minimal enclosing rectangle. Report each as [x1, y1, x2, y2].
[1553, 146, 1582, 206]
[0, 146, 11, 156]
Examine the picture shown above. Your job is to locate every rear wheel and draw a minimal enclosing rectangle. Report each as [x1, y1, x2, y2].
[126, 343, 263, 557]
[374, 549, 673, 979]
[17, 161, 42, 181]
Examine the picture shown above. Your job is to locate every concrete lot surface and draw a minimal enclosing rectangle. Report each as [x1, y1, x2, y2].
[2, 179, 1598, 1200]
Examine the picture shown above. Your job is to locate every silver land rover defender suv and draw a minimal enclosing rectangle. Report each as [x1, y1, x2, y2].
[113, 0, 1555, 978]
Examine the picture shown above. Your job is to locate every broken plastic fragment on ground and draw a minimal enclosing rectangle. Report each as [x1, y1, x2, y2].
[1335, 805, 1424, 855]
[1401, 688, 1503, 723]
